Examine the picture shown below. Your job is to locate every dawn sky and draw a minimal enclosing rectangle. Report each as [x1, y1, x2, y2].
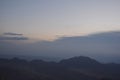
[0, 0, 120, 40]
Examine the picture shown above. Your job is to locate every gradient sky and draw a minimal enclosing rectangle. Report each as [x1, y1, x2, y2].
[0, 0, 120, 40]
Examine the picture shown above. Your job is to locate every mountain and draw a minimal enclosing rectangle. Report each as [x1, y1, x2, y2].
[0, 56, 120, 80]
[60, 56, 101, 68]
[60, 56, 120, 80]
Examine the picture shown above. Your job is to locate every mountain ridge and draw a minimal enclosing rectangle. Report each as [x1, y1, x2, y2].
[0, 56, 120, 80]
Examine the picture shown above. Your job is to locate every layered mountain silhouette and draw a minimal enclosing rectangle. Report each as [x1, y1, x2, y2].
[0, 56, 120, 80]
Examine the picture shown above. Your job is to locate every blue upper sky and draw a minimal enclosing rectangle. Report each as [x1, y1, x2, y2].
[0, 0, 120, 40]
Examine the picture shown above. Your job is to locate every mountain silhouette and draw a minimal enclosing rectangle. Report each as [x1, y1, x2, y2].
[60, 56, 101, 68]
[0, 56, 120, 80]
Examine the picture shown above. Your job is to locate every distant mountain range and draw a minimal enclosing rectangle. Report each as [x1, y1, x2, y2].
[0, 56, 120, 80]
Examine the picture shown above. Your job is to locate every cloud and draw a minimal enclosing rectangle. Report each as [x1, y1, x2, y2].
[0, 31, 120, 63]
[28, 31, 120, 63]
[0, 36, 28, 40]
[3, 32, 23, 36]
[0, 32, 28, 40]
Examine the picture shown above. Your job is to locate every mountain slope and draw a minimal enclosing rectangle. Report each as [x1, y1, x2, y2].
[0, 56, 120, 80]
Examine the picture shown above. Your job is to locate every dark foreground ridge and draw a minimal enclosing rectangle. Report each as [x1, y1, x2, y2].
[0, 56, 120, 80]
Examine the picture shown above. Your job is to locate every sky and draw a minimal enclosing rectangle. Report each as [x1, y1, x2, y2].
[0, 0, 120, 40]
[0, 0, 120, 63]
